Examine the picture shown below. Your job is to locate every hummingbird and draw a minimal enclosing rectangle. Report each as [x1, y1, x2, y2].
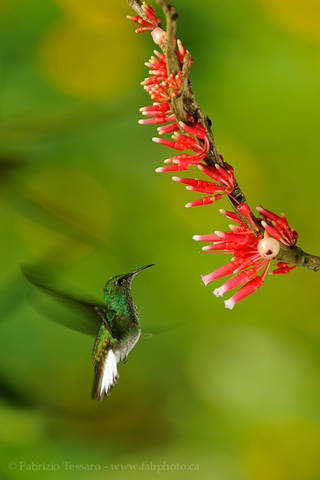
[22, 264, 154, 400]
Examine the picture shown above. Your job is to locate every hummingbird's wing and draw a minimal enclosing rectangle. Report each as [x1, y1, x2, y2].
[22, 265, 109, 337]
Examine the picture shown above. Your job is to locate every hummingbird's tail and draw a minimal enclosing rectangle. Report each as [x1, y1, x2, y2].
[92, 350, 119, 401]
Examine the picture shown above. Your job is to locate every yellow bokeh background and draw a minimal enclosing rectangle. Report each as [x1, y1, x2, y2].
[38, 0, 145, 98]
[261, 0, 320, 43]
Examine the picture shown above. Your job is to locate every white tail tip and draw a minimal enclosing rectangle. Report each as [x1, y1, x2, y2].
[100, 350, 119, 396]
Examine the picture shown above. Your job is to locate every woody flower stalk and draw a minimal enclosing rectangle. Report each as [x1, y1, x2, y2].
[127, 0, 320, 308]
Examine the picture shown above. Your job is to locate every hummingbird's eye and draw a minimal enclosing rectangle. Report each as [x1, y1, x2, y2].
[117, 278, 124, 286]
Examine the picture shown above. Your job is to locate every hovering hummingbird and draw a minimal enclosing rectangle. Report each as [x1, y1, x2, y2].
[22, 264, 154, 400]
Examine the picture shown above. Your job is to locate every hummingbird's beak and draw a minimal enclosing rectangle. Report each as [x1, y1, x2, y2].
[128, 264, 154, 278]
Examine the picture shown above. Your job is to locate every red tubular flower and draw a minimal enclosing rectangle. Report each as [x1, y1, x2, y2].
[153, 122, 210, 173]
[193, 209, 296, 309]
[270, 262, 297, 275]
[127, 3, 161, 32]
[172, 162, 234, 208]
[256, 205, 298, 246]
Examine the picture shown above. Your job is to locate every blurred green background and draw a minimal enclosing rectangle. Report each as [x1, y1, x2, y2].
[1, 0, 320, 478]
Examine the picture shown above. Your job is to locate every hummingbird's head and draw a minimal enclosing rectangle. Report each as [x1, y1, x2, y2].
[104, 265, 154, 312]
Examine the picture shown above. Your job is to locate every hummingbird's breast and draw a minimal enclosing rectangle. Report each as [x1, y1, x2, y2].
[115, 327, 141, 363]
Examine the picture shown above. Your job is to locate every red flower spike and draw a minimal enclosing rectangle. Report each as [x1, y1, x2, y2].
[128, 3, 300, 309]
[133, 11, 208, 173]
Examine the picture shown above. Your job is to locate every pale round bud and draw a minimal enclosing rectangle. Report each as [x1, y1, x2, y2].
[151, 27, 166, 45]
[257, 237, 280, 259]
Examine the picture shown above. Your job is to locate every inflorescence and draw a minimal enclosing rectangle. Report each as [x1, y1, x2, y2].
[128, 2, 298, 309]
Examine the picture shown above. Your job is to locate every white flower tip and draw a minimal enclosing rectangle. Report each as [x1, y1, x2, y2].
[192, 235, 201, 241]
[185, 203, 192, 208]
[172, 176, 180, 182]
[152, 137, 160, 143]
[201, 276, 209, 287]
[202, 246, 211, 251]
[155, 167, 162, 173]
[214, 231, 224, 238]
[138, 120, 144, 124]
[213, 287, 225, 298]
[219, 208, 226, 215]
[186, 186, 193, 191]
[256, 206, 263, 212]
[224, 299, 235, 310]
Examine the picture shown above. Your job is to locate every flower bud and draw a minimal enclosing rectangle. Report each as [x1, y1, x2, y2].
[257, 237, 280, 259]
[151, 27, 166, 45]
